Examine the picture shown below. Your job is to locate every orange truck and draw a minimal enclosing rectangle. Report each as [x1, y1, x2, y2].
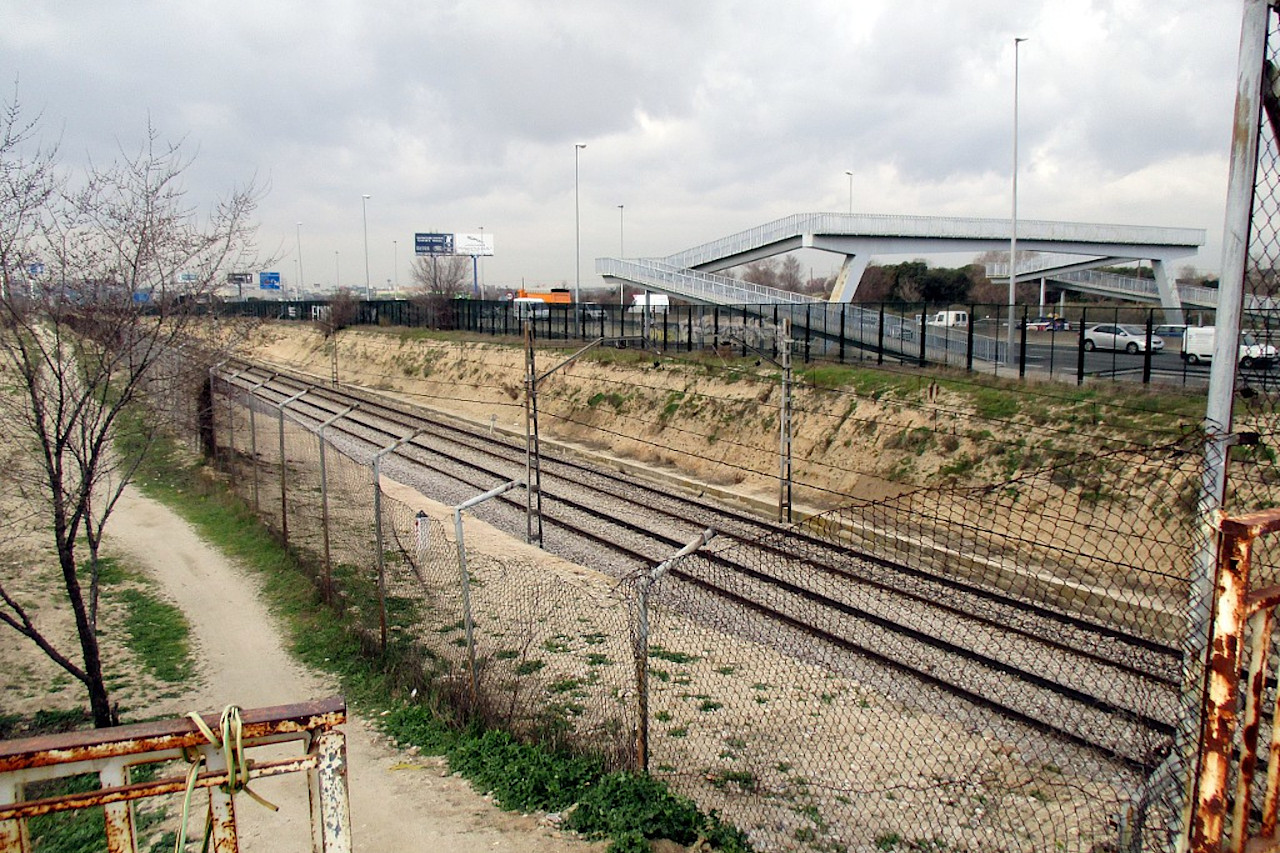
[515, 288, 572, 304]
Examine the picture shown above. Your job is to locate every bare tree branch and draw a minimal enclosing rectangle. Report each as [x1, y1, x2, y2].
[0, 87, 264, 726]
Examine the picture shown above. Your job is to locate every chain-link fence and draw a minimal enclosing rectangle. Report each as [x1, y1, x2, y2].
[194, 370, 1211, 851]
[631, 434, 1204, 852]
[209, 379, 639, 754]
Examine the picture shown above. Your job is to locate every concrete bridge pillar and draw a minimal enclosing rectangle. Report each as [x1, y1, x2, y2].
[828, 255, 871, 302]
[1152, 259, 1186, 324]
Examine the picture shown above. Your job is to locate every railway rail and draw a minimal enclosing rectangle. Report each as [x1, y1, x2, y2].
[215, 358, 1182, 770]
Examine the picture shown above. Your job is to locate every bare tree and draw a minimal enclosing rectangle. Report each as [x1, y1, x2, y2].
[410, 254, 471, 296]
[325, 288, 360, 333]
[741, 258, 779, 289]
[0, 93, 262, 727]
[778, 255, 804, 292]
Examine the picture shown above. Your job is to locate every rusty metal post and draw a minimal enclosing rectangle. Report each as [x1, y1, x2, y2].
[308, 730, 352, 853]
[1230, 605, 1274, 850]
[99, 759, 135, 852]
[249, 398, 260, 513]
[0, 776, 28, 851]
[523, 322, 543, 546]
[1186, 522, 1249, 852]
[222, 370, 242, 476]
[1263, 683, 1280, 839]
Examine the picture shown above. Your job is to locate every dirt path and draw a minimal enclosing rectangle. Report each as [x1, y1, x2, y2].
[106, 486, 605, 853]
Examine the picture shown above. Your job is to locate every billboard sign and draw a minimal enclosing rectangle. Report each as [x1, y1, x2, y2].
[455, 233, 494, 257]
[227, 272, 253, 285]
[414, 233, 454, 255]
[259, 271, 281, 290]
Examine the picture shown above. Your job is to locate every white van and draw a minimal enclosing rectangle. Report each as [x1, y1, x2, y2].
[512, 297, 549, 319]
[925, 310, 969, 327]
[1181, 326, 1277, 368]
[628, 293, 669, 314]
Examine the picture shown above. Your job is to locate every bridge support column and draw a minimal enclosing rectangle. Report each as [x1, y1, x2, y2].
[828, 255, 870, 303]
[1152, 259, 1186, 324]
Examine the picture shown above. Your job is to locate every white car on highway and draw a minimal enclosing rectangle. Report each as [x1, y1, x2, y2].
[1082, 324, 1164, 354]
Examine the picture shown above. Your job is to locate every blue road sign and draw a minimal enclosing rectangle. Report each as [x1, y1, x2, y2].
[414, 233, 454, 255]
[259, 271, 282, 290]
[28, 263, 45, 277]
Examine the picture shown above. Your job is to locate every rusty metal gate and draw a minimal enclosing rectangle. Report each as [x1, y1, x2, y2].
[0, 697, 350, 853]
[1187, 509, 1280, 851]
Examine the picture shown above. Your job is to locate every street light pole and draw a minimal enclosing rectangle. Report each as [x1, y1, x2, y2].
[844, 170, 853, 215]
[1007, 37, 1027, 358]
[334, 250, 339, 290]
[575, 143, 586, 313]
[362, 193, 372, 300]
[296, 222, 304, 293]
[393, 239, 398, 288]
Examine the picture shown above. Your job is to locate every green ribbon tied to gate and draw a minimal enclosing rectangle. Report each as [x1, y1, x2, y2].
[174, 704, 280, 853]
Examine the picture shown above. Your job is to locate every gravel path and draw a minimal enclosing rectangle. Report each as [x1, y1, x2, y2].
[105, 485, 605, 853]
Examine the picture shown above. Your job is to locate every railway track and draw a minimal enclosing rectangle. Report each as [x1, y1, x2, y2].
[216, 358, 1182, 770]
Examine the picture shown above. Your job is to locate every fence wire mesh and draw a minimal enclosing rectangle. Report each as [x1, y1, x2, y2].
[203, 371, 1210, 851]
[211, 379, 638, 757]
[631, 433, 1203, 852]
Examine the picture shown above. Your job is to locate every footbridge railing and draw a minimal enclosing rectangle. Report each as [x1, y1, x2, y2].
[597, 257, 818, 306]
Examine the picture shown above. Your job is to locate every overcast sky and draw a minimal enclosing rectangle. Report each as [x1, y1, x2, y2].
[1, 0, 1247, 296]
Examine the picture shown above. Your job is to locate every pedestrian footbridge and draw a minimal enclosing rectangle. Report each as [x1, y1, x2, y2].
[597, 212, 1207, 318]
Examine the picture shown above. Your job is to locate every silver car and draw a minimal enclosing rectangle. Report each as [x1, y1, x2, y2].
[1083, 324, 1164, 354]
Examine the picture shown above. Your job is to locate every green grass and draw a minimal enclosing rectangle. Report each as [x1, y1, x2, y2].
[648, 645, 699, 664]
[26, 775, 106, 853]
[116, 587, 194, 683]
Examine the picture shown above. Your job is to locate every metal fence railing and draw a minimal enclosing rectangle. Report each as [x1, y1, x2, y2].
[219, 297, 1280, 389]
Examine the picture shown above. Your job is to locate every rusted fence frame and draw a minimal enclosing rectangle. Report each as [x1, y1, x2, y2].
[1187, 508, 1280, 852]
[0, 697, 350, 853]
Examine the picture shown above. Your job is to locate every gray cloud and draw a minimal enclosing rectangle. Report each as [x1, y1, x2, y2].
[0, 0, 1244, 291]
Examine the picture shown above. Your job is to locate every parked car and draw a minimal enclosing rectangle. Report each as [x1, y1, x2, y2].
[1082, 324, 1164, 354]
[1023, 316, 1070, 331]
